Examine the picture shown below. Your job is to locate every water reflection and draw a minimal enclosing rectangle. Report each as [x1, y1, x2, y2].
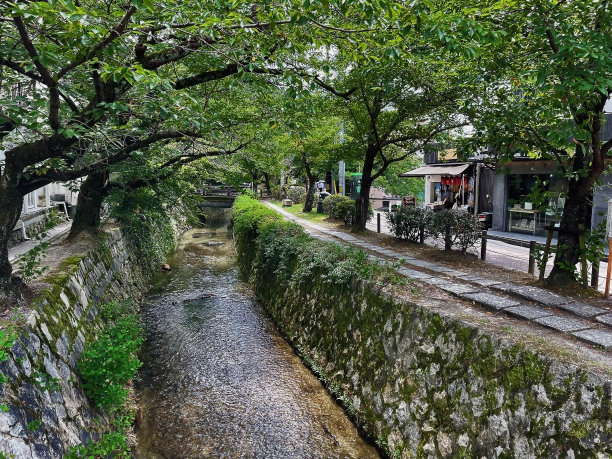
[135, 224, 379, 458]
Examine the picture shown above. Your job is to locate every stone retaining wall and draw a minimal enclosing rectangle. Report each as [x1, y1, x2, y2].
[257, 276, 612, 457]
[0, 229, 151, 457]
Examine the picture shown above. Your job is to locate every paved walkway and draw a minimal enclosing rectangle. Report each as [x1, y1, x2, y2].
[367, 211, 612, 292]
[8, 221, 72, 263]
[265, 203, 612, 350]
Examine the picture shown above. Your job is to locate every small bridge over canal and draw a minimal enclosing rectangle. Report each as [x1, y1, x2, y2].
[196, 185, 240, 208]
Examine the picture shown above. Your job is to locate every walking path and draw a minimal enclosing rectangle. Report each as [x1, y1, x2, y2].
[265, 202, 612, 350]
[8, 221, 72, 263]
[366, 211, 612, 292]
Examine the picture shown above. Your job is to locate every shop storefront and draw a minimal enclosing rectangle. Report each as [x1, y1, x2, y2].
[399, 162, 494, 215]
[491, 160, 566, 235]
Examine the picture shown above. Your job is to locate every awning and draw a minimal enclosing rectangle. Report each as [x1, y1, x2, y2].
[399, 163, 470, 177]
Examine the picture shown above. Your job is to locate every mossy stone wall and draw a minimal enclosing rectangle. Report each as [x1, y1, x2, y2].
[0, 228, 165, 457]
[253, 266, 612, 458]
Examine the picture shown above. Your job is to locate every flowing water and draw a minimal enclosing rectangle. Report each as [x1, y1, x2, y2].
[134, 223, 379, 458]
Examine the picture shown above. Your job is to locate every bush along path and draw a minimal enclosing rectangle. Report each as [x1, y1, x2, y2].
[264, 201, 612, 350]
[235, 196, 612, 457]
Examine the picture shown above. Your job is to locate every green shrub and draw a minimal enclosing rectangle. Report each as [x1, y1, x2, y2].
[387, 206, 426, 242]
[426, 209, 481, 252]
[233, 196, 404, 290]
[287, 186, 307, 203]
[270, 184, 282, 200]
[233, 195, 283, 277]
[79, 308, 143, 408]
[71, 301, 142, 458]
[111, 188, 176, 274]
[321, 194, 354, 221]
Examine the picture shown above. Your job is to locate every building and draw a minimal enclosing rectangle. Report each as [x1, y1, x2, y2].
[399, 148, 495, 215]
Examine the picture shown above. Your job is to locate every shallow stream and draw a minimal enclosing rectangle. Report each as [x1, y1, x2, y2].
[134, 223, 379, 458]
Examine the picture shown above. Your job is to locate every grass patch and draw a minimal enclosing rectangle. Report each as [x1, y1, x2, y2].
[269, 201, 330, 223]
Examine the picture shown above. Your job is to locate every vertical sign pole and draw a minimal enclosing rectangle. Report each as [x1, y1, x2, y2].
[605, 238, 612, 296]
[605, 199, 612, 296]
[339, 161, 345, 196]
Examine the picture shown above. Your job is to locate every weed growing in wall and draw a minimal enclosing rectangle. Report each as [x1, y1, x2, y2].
[70, 300, 143, 458]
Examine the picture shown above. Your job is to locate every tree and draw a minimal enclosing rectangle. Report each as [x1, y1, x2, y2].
[322, 60, 468, 229]
[449, 0, 612, 285]
[0, 0, 386, 299]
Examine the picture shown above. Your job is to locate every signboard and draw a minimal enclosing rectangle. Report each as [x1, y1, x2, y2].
[339, 161, 345, 196]
[402, 196, 416, 207]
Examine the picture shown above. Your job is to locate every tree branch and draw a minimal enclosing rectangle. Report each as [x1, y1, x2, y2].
[19, 130, 203, 191]
[13, 15, 60, 130]
[57, 6, 137, 79]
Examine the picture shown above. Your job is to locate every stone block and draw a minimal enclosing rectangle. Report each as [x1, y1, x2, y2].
[534, 315, 591, 333]
[397, 268, 433, 281]
[438, 283, 480, 295]
[504, 305, 552, 320]
[491, 283, 568, 307]
[466, 276, 503, 287]
[406, 259, 439, 270]
[571, 329, 612, 350]
[460, 292, 521, 311]
[596, 313, 612, 326]
[557, 302, 606, 318]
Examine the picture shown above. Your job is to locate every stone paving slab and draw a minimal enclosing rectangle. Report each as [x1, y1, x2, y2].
[467, 276, 503, 287]
[435, 267, 457, 274]
[491, 283, 569, 307]
[571, 329, 612, 350]
[596, 313, 612, 326]
[420, 277, 453, 286]
[405, 259, 439, 270]
[557, 302, 606, 318]
[446, 271, 468, 278]
[437, 283, 481, 295]
[398, 268, 435, 281]
[534, 315, 591, 333]
[459, 292, 521, 311]
[504, 305, 553, 320]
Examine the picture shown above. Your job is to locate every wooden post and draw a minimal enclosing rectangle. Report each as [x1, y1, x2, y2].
[591, 261, 600, 289]
[419, 225, 424, 244]
[578, 224, 587, 287]
[540, 228, 554, 280]
[377, 212, 381, 233]
[605, 238, 612, 296]
[445, 225, 451, 251]
[480, 230, 487, 261]
[528, 240, 536, 275]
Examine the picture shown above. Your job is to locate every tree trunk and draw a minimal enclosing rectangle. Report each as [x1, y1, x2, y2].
[302, 154, 317, 212]
[547, 142, 602, 286]
[263, 173, 272, 194]
[354, 147, 376, 230]
[303, 175, 316, 212]
[68, 171, 108, 240]
[0, 169, 26, 302]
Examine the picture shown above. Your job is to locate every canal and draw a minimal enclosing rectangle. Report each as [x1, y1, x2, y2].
[134, 221, 379, 458]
